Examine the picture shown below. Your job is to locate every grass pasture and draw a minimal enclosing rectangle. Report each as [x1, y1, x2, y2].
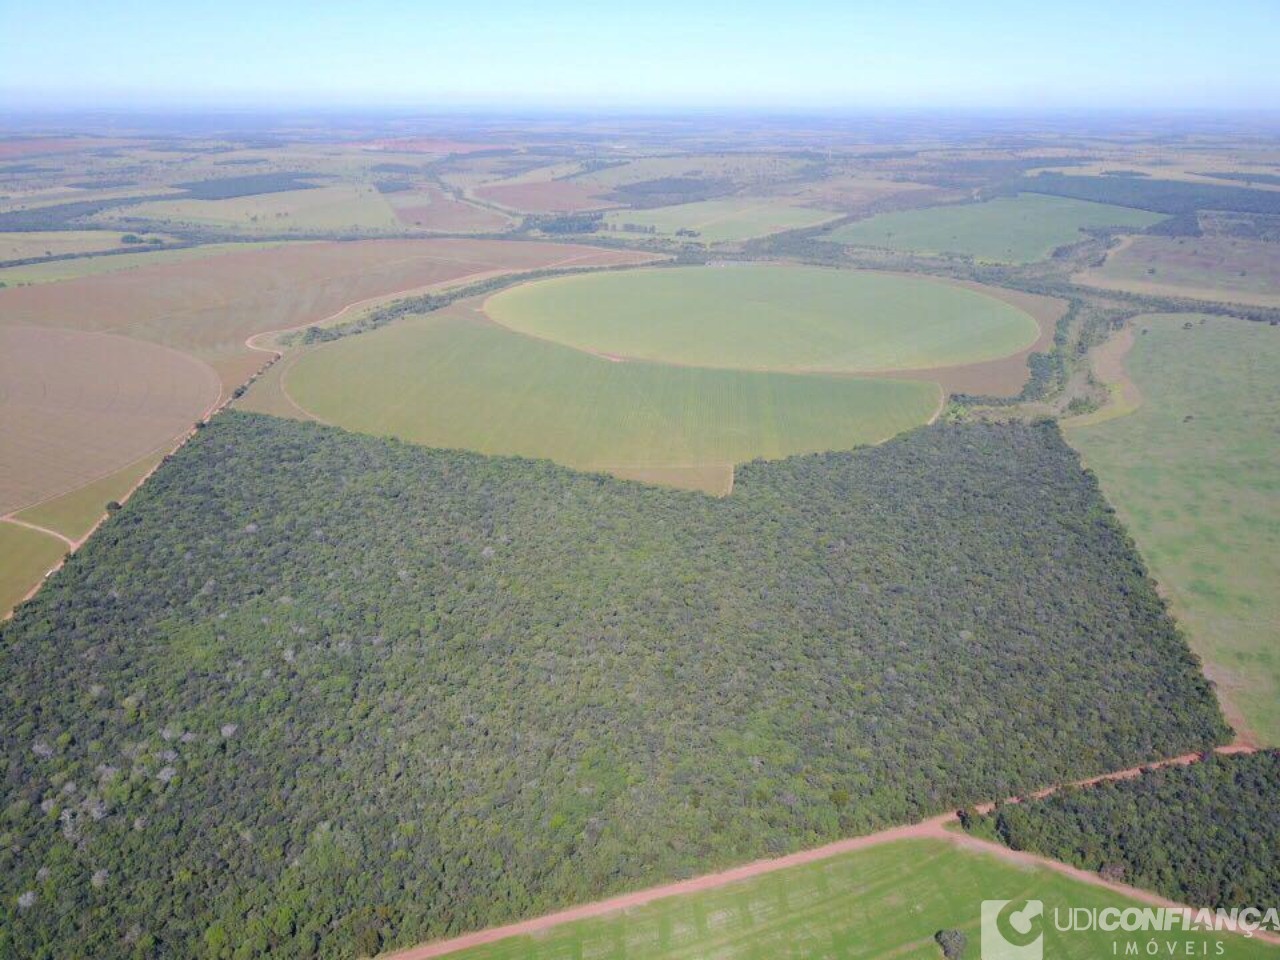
[0, 230, 169, 263]
[1069, 315, 1280, 744]
[281, 308, 941, 492]
[1076, 235, 1280, 307]
[602, 197, 841, 243]
[93, 183, 403, 234]
[440, 838, 1274, 960]
[484, 265, 1040, 373]
[0, 522, 66, 618]
[821, 193, 1164, 263]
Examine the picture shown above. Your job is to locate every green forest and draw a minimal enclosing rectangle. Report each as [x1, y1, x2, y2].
[964, 751, 1280, 909]
[0, 413, 1228, 959]
[1023, 172, 1280, 215]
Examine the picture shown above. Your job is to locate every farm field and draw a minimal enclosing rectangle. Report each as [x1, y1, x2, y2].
[385, 184, 515, 231]
[0, 240, 291, 285]
[1076, 235, 1280, 307]
[436, 838, 1274, 960]
[820, 193, 1165, 262]
[0, 238, 656, 389]
[0, 230, 169, 262]
[93, 183, 404, 234]
[0, 238, 653, 609]
[0, 325, 218, 516]
[473, 179, 612, 213]
[0, 522, 66, 619]
[14, 453, 162, 542]
[279, 308, 941, 492]
[602, 197, 841, 243]
[783, 174, 938, 212]
[1069, 314, 1280, 745]
[570, 154, 809, 193]
[484, 265, 1041, 373]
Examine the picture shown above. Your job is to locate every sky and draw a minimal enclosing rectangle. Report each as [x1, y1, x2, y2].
[2, 0, 1279, 112]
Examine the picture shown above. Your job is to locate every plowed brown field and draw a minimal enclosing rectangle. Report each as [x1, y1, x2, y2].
[0, 238, 656, 391]
[0, 326, 219, 515]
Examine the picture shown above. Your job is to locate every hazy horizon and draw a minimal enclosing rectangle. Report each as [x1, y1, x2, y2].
[3, 0, 1279, 114]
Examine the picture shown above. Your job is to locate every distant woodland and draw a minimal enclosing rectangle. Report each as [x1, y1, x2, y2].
[0, 414, 1227, 958]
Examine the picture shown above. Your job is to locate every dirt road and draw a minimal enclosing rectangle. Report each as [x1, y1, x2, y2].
[383, 744, 1264, 959]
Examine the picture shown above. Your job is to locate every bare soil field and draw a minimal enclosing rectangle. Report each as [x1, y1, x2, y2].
[0, 238, 656, 391]
[387, 185, 515, 231]
[474, 179, 613, 213]
[0, 326, 219, 515]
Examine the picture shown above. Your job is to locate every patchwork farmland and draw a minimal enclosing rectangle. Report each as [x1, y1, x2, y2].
[0, 238, 657, 615]
[0, 238, 656, 389]
[259, 264, 1054, 491]
[2, 105, 1278, 960]
[274, 307, 941, 492]
[601, 197, 841, 243]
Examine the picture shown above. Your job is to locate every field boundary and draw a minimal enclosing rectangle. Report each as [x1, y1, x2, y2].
[2, 242, 660, 618]
[381, 745, 1259, 958]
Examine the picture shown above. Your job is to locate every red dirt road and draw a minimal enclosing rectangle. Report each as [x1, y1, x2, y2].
[383, 815, 958, 959]
[383, 745, 1263, 959]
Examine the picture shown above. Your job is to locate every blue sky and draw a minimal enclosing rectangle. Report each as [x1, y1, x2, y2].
[2, 0, 1278, 111]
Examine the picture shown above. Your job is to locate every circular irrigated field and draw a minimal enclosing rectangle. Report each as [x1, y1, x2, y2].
[485, 265, 1040, 372]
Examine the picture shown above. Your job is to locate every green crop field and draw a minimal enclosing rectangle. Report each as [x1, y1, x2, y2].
[284, 309, 941, 491]
[95, 184, 402, 234]
[445, 838, 1273, 960]
[0, 523, 65, 617]
[1069, 315, 1280, 745]
[602, 197, 841, 243]
[484, 265, 1040, 372]
[820, 193, 1165, 263]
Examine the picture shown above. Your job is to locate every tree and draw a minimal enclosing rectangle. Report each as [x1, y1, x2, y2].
[935, 928, 968, 958]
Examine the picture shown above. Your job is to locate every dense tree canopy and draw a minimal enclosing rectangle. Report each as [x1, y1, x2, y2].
[0, 414, 1227, 958]
[967, 751, 1280, 910]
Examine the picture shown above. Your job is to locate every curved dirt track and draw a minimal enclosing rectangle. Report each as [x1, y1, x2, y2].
[383, 745, 1262, 959]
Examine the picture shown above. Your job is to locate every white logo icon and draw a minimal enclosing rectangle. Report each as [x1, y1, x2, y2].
[982, 899, 1044, 960]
